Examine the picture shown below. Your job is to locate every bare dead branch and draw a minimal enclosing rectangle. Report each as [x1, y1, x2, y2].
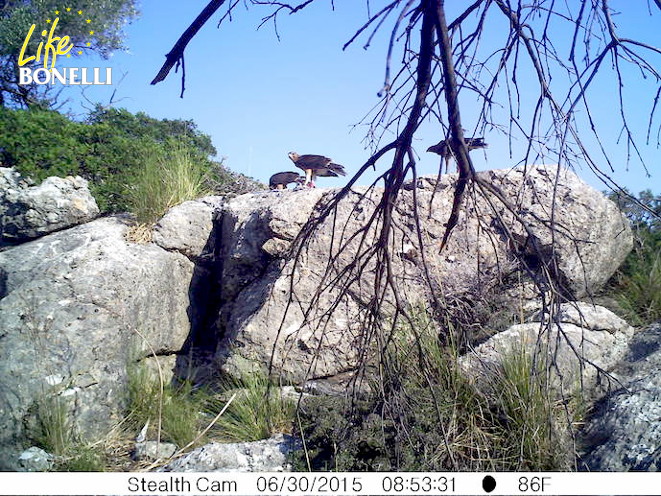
[342, 1, 400, 51]
[432, 0, 476, 252]
[151, 0, 228, 86]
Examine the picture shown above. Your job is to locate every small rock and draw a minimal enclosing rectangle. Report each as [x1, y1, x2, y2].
[134, 441, 178, 462]
[18, 447, 54, 472]
[152, 197, 224, 259]
[1, 168, 99, 241]
[159, 434, 300, 472]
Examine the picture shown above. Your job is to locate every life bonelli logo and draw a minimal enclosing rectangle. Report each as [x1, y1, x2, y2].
[18, 6, 112, 86]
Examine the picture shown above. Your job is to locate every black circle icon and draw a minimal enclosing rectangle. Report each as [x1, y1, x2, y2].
[482, 475, 497, 493]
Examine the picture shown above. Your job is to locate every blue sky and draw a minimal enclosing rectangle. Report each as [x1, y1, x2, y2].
[56, 1, 659, 193]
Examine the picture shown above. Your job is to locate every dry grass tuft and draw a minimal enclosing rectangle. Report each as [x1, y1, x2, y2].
[125, 223, 154, 244]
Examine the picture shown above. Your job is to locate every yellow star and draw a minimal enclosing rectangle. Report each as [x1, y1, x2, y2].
[86, 19, 91, 23]
[86, 42, 91, 46]
[54, 10, 59, 15]
[77, 50, 83, 55]
[66, 53, 71, 57]
[78, 10, 83, 15]
[46, 19, 52, 23]
[66, 7, 71, 12]
[89, 30, 94, 35]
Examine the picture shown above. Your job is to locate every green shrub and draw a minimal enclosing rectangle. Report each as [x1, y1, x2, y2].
[293, 395, 387, 471]
[615, 248, 661, 325]
[0, 106, 222, 213]
[0, 107, 86, 178]
[607, 189, 661, 325]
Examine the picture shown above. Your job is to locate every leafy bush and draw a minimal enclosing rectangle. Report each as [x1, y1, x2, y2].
[0, 107, 87, 177]
[0, 0, 138, 108]
[613, 245, 661, 325]
[0, 106, 231, 213]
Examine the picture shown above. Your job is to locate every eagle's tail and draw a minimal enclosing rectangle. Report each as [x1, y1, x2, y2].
[466, 137, 488, 149]
[329, 162, 347, 176]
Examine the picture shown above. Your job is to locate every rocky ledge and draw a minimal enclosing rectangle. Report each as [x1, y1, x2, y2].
[0, 164, 652, 472]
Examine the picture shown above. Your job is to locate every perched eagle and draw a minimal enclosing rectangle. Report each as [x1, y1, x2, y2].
[287, 152, 346, 188]
[269, 171, 305, 190]
[427, 137, 488, 173]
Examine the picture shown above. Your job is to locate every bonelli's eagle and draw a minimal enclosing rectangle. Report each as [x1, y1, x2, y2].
[269, 171, 305, 190]
[427, 137, 488, 173]
[288, 152, 346, 188]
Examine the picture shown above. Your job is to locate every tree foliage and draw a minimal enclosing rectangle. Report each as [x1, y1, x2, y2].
[609, 189, 661, 235]
[0, 0, 139, 108]
[0, 106, 220, 212]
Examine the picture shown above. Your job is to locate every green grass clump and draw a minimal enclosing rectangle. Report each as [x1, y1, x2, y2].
[125, 360, 295, 451]
[125, 362, 210, 448]
[30, 395, 71, 456]
[125, 143, 212, 225]
[28, 394, 106, 471]
[210, 372, 296, 443]
[491, 345, 571, 470]
[57, 446, 106, 472]
[161, 383, 208, 448]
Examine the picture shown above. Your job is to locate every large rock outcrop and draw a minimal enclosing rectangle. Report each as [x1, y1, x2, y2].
[214, 165, 632, 384]
[0, 167, 99, 242]
[0, 217, 194, 470]
[458, 302, 635, 399]
[472, 166, 630, 298]
[0, 164, 634, 470]
[579, 323, 661, 471]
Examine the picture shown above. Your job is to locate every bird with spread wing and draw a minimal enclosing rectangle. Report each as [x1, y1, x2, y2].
[288, 152, 346, 188]
[427, 137, 488, 173]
